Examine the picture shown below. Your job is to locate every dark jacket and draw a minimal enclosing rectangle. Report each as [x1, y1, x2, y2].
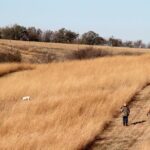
[121, 106, 130, 117]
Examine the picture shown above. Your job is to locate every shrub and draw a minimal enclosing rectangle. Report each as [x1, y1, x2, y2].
[68, 47, 113, 60]
[0, 51, 22, 63]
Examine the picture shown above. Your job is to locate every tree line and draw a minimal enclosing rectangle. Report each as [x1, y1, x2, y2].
[0, 24, 149, 48]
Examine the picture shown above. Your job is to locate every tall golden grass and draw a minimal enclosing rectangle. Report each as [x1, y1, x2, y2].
[0, 39, 149, 52]
[0, 39, 149, 64]
[140, 140, 150, 150]
[0, 63, 34, 76]
[0, 55, 150, 149]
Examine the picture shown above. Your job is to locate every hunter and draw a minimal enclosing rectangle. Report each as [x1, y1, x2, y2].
[121, 103, 130, 126]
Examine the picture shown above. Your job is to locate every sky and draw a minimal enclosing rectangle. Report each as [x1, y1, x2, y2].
[0, 0, 150, 43]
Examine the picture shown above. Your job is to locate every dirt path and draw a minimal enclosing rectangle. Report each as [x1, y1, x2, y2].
[88, 86, 150, 150]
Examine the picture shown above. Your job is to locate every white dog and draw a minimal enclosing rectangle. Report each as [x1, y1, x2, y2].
[22, 96, 31, 101]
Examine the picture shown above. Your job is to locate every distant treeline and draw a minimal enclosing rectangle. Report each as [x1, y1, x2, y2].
[0, 24, 149, 48]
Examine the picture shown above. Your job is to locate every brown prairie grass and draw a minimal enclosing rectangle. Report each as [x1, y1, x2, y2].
[0, 39, 149, 63]
[0, 39, 149, 52]
[0, 63, 34, 77]
[140, 140, 150, 150]
[0, 55, 150, 149]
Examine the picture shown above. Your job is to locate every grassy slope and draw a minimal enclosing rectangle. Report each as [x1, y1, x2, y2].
[91, 85, 150, 150]
[0, 63, 34, 76]
[141, 141, 150, 150]
[0, 55, 150, 149]
[0, 39, 149, 63]
[1, 39, 150, 52]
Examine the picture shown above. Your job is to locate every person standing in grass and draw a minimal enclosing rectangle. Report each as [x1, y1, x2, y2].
[121, 103, 130, 126]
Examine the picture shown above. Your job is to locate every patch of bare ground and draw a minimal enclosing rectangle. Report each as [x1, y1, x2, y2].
[86, 85, 150, 150]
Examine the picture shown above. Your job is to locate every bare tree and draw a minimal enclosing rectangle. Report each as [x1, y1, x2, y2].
[53, 28, 78, 43]
[147, 43, 150, 49]
[42, 30, 53, 42]
[81, 31, 99, 45]
[108, 37, 123, 47]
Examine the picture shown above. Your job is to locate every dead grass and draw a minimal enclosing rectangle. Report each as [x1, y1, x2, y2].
[140, 140, 150, 150]
[0, 63, 34, 77]
[0, 39, 149, 63]
[0, 55, 150, 149]
[0, 39, 150, 52]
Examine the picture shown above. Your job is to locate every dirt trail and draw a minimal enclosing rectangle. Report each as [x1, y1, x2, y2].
[88, 86, 150, 150]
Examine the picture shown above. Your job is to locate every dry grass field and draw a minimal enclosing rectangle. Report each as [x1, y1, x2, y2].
[141, 141, 150, 150]
[0, 63, 34, 77]
[1, 39, 149, 52]
[91, 84, 150, 150]
[0, 39, 149, 63]
[0, 52, 150, 149]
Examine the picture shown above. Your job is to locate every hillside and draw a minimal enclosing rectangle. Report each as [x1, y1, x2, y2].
[0, 63, 34, 77]
[0, 39, 149, 63]
[87, 85, 150, 150]
[0, 54, 150, 149]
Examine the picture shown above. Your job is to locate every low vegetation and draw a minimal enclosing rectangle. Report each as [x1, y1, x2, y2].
[0, 63, 34, 77]
[0, 39, 149, 63]
[0, 51, 22, 63]
[0, 55, 150, 149]
[140, 140, 150, 150]
[68, 47, 143, 60]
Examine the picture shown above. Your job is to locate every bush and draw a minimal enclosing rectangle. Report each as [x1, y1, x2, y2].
[31, 52, 57, 63]
[68, 47, 113, 60]
[0, 51, 22, 63]
[67, 47, 143, 61]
